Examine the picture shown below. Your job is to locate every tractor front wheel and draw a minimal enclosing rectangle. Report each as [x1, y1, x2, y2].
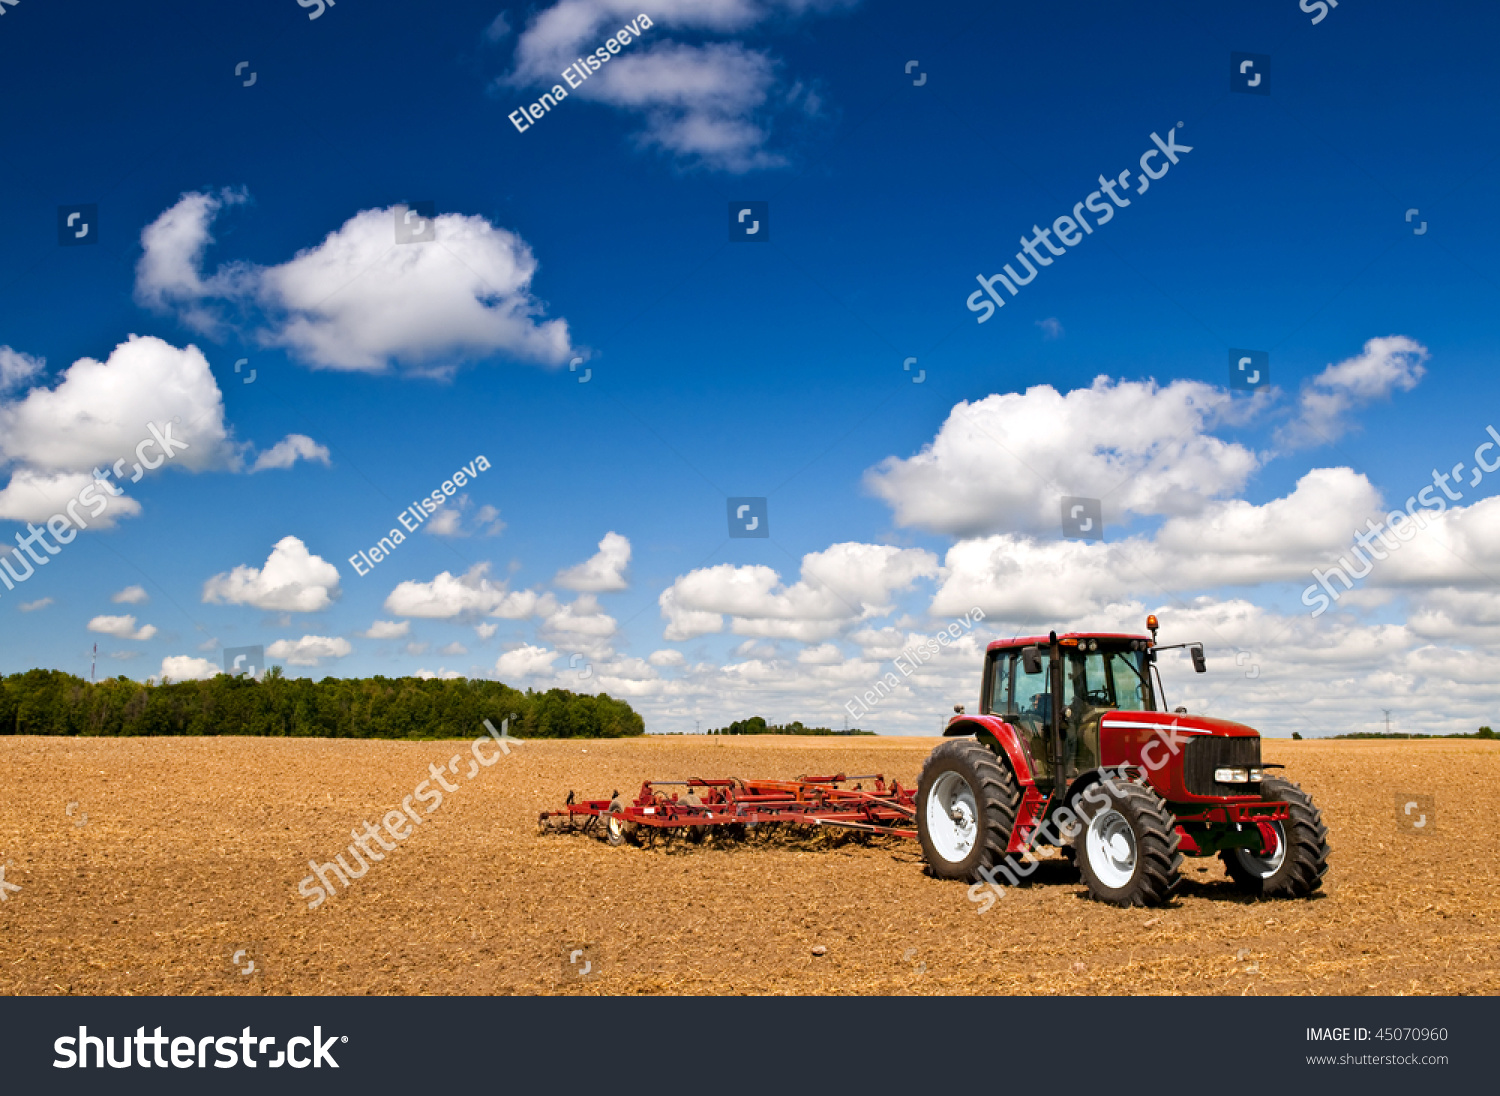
[1221, 776, 1330, 898]
[1076, 780, 1182, 908]
[916, 738, 1020, 882]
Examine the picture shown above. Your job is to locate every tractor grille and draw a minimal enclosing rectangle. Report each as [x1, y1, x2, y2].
[1182, 736, 1261, 797]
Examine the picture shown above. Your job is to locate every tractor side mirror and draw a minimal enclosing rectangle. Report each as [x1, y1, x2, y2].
[1021, 646, 1043, 675]
[1191, 645, 1207, 673]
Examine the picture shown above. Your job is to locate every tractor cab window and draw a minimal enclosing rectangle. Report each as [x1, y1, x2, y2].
[1066, 649, 1152, 713]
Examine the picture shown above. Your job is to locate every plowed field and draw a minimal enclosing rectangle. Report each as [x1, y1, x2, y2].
[1, 735, 1495, 995]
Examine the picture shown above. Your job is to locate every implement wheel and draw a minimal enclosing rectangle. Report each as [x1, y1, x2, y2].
[1221, 776, 1330, 898]
[1076, 779, 1182, 908]
[916, 738, 1020, 882]
[604, 803, 635, 847]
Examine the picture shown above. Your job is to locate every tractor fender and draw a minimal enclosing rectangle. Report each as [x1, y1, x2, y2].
[944, 716, 1036, 788]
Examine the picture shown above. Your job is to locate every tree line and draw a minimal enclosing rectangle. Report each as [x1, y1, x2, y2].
[703, 715, 873, 736]
[0, 669, 645, 739]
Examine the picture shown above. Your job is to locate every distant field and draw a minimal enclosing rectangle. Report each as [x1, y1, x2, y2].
[1, 735, 1496, 995]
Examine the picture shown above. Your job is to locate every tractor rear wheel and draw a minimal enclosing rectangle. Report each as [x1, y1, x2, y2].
[1076, 779, 1182, 908]
[916, 738, 1020, 882]
[1221, 776, 1330, 898]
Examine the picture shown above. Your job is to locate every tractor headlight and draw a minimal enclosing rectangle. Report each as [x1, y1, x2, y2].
[1214, 767, 1251, 784]
[1249, 768, 1263, 782]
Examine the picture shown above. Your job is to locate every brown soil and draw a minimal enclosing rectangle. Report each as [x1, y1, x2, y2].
[1, 735, 1495, 995]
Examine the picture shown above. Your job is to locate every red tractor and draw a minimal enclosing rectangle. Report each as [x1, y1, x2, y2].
[916, 616, 1330, 907]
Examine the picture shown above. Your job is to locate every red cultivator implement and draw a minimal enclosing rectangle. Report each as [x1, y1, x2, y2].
[539, 774, 917, 846]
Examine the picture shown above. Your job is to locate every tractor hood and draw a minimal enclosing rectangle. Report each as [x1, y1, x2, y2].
[1099, 711, 1261, 739]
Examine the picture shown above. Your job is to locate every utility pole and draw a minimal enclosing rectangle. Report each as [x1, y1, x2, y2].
[1383, 709, 1393, 735]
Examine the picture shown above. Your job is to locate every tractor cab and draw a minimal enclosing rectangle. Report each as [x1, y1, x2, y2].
[980, 631, 1157, 790]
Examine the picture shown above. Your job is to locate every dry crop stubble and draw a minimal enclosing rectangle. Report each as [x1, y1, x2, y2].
[0, 735, 1496, 995]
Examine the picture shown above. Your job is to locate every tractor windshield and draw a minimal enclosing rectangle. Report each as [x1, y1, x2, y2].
[1069, 648, 1153, 713]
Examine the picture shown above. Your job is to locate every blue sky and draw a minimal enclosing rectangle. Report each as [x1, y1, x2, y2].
[2, 0, 1499, 735]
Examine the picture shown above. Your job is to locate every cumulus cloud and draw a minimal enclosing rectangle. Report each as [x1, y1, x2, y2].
[384, 562, 556, 619]
[19, 597, 53, 612]
[0, 469, 143, 528]
[495, 643, 559, 678]
[250, 434, 331, 472]
[866, 377, 1258, 537]
[439, 641, 469, 656]
[87, 614, 158, 641]
[0, 334, 236, 477]
[660, 542, 939, 641]
[648, 648, 685, 667]
[135, 192, 577, 375]
[267, 635, 353, 666]
[112, 585, 149, 604]
[359, 619, 410, 639]
[503, 1, 846, 172]
[554, 531, 630, 591]
[1277, 336, 1428, 450]
[0, 346, 45, 393]
[158, 655, 220, 682]
[203, 536, 341, 612]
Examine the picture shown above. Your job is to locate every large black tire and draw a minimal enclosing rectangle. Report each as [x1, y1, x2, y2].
[916, 738, 1020, 882]
[1075, 779, 1182, 908]
[1221, 776, 1330, 898]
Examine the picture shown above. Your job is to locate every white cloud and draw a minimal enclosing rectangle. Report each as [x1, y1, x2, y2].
[648, 648, 685, 667]
[475, 621, 500, 639]
[203, 536, 341, 612]
[555, 531, 630, 591]
[495, 643, 559, 678]
[416, 668, 466, 680]
[250, 434, 331, 472]
[1035, 317, 1063, 340]
[0, 346, 45, 393]
[384, 563, 555, 619]
[439, 641, 469, 656]
[266, 634, 353, 666]
[504, 2, 847, 172]
[112, 585, 149, 604]
[866, 377, 1259, 537]
[659, 542, 939, 640]
[425, 508, 464, 537]
[474, 505, 506, 536]
[18, 597, 53, 612]
[0, 334, 236, 477]
[87, 614, 158, 641]
[1277, 336, 1427, 450]
[158, 655, 220, 682]
[406, 641, 429, 656]
[0, 469, 143, 528]
[543, 594, 619, 657]
[135, 192, 577, 375]
[133, 187, 250, 335]
[359, 619, 410, 639]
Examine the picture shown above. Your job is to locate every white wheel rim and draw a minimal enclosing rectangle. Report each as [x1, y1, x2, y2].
[1232, 822, 1286, 878]
[1085, 809, 1138, 889]
[608, 814, 623, 838]
[926, 771, 978, 864]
